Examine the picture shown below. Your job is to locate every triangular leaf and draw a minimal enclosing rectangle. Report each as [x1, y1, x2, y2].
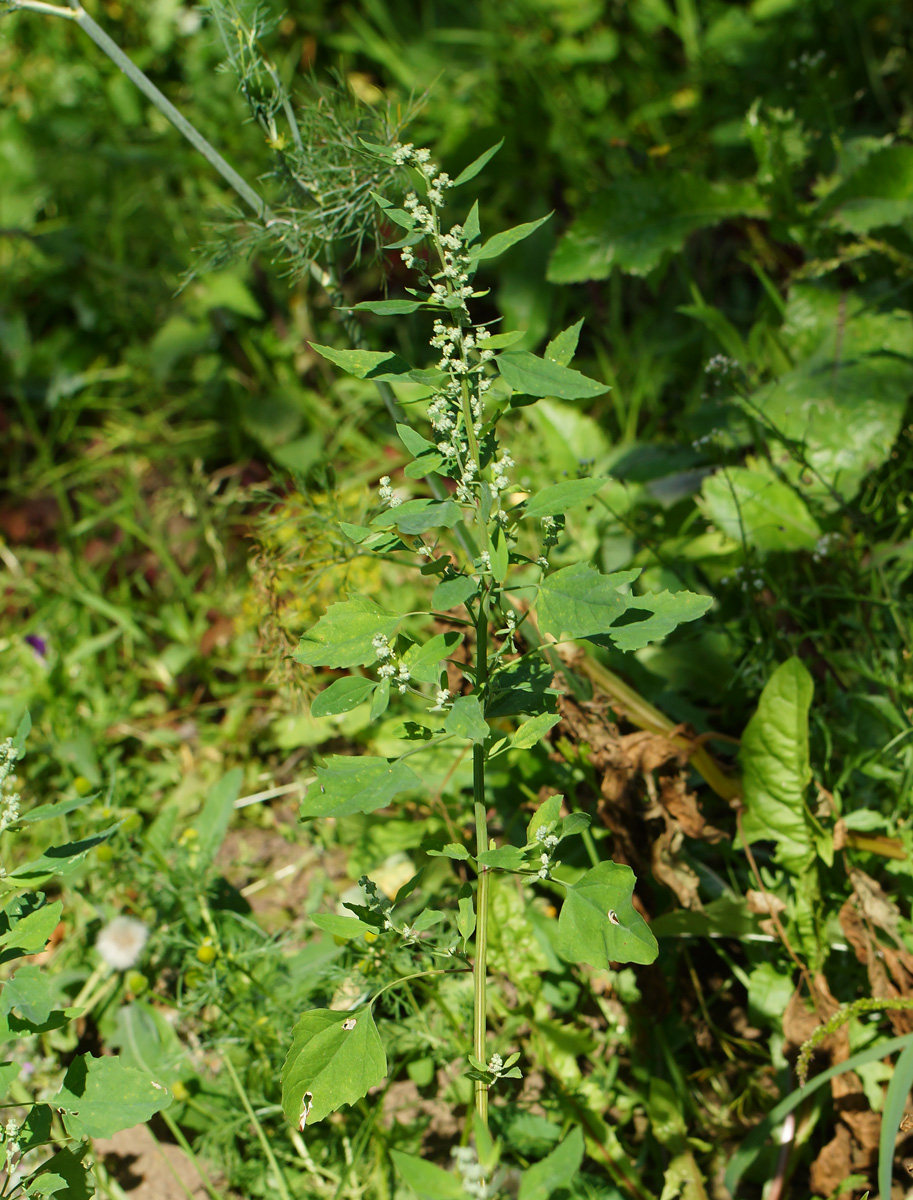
[310, 342, 411, 380]
[433, 575, 479, 611]
[390, 1149, 464, 1199]
[281, 1008, 386, 1127]
[518, 1128, 585, 1200]
[372, 499, 464, 536]
[452, 138, 504, 188]
[471, 213, 552, 262]
[558, 862, 658, 967]
[511, 712, 561, 750]
[300, 756, 423, 820]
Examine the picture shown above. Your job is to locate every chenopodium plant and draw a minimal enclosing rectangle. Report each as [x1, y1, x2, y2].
[0, 715, 171, 1198]
[280, 141, 712, 1160]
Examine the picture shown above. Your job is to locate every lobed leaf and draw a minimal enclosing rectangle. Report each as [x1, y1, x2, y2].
[55, 1054, 172, 1139]
[603, 590, 713, 652]
[538, 563, 640, 642]
[294, 597, 401, 669]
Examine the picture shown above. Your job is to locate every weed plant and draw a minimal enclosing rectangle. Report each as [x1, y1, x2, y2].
[2, 0, 913, 1197]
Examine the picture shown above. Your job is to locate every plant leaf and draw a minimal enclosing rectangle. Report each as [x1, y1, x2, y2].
[300, 756, 423, 820]
[281, 1008, 386, 1127]
[311, 677, 377, 717]
[548, 175, 766, 281]
[444, 696, 489, 743]
[346, 299, 425, 315]
[0, 901, 62, 960]
[310, 914, 377, 940]
[471, 213, 552, 262]
[518, 1128, 585, 1200]
[372, 499, 464, 535]
[738, 658, 815, 872]
[55, 1054, 172, 1139]
[310, 342, 411, 380]
[402, 631, 463, 684]
[477, 845, 528, 870]
[522, 477, 606, 520]
[699, 458, 821, 553]
[24, 1147, 92, 1200]
[194, 768, 243, 867]
[603, 590, 713, 652]
[818, 144, 913, 234]
[545, 319, 585, 366]
[526, 794, 564, 845]
[452, 138, 505, 188]
[396, 424, 437, 456]
[390, 1149, 465, 1199]
[538, 563, 640, 641]
[511, 712, 561, 750]
[558, 862, 658, 967]
[498, 351, 609, 400]
[433, 575, 479, 611]
[294, 597, 401, 669]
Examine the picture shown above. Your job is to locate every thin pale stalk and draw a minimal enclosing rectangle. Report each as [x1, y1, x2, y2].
[221, 1052, 293, 1200]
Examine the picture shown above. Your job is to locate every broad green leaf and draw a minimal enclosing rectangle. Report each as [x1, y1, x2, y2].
[739, 658, 815, 871]
[699, 458, 820, 553]
[194, 768, 242, 867]
[487, 658, 560, 718]
[527, 794, 564, 845]
[747, 303, 913, 507]
[560, 813, 591, 838]
[425, 842, 472, 861]
[538, 563, 640, 642]
[0, 900, 62, 959]
[396, 424, 436, 456]
[310, 342, 411, 380]
[518, 1128, 585, 1200]
[558, 862, 658, 967]
[545, 319, 584, 367]
[433, 574, 478, 611]
[373, 499, 464, 535]
[24, 1147, 92, 1200]
[55, 1054, 172, 1138]
[294, 597, 401, 669]
[402, 631, 463, 684]
[411, 907, 446, 931]
[311, 677, 377, 718]
[19, 1105, 52, 1153]
[452, 138, 504, 188]
[390, 1149, 464, 1199]
[477, 845, 527, 870]
[444, 696, 489, 743]
[108, 1001, 190, 1083]
[370, 678, 391, 720]
[404, 452, 448, 478]
[472, 213, 552, 262]
[511, 712, 561, 750]
[300, 756, 423, 820]
[346, 299, 425, 315]
[310, 914, 376, 940]
[498, 351, 609, 400]
[281, 1007, 386, 1127]
[16, 795, 95, 825]
[604, 590, 713, 652]
[339, 522, 373, 544]
[457, 886, 476, 946]
[523, 477, 606, 520]
[819, 144, 913, 234]
[548, 175, 766, 281]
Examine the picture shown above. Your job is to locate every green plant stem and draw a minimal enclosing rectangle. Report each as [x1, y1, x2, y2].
[472, 595, 490, 1126]
[221, 1051, 293, 1200]
[10, 0, 270, 218]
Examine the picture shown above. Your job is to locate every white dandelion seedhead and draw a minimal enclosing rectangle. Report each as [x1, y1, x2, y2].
[96, 916, 150, 971]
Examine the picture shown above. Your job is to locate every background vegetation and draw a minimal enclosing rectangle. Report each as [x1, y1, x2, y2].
[1, 0, 912, 1196]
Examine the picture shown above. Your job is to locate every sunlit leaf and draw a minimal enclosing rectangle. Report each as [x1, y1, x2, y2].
[538, 563, 640, 641]
[294, 598, 401, 669]
[300, 756, 423, 820]
[311, 677, 377, 717]
[498, 351, 609, 400]
[55, 1054, 172, 1139]
[281, 1008, 386, 1127]
[558, 862, 658, 967]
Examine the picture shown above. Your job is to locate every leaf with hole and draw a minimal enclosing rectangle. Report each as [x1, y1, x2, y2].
[281, 1008, 386, 1128]
[558, 862, 658, 967]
